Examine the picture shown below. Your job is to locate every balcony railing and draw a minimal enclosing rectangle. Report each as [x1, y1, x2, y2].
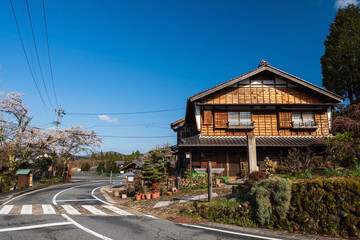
[291, 120, 318, 129]
[228, 121, 255, 130]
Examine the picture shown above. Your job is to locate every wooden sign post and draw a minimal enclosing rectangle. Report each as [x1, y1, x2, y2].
[194, 166, 224, 203]
[208, 161, 212, 202]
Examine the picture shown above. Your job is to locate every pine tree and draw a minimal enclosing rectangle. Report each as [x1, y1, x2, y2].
[321, 4, 360, 104]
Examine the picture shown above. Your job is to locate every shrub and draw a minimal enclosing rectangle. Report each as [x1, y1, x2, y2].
[249, 171, 266, 181]
[304, 170, 312, 179]
[248, 177, 292, 226]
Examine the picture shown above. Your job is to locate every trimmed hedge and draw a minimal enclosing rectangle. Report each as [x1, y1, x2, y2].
[287, 178, 360, 237]
[183, 177, 360, 238]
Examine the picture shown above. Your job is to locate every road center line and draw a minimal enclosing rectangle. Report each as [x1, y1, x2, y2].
[61, 214, 113, 240]
[180, 224, 284, 240]
[0, 222, 72, 232]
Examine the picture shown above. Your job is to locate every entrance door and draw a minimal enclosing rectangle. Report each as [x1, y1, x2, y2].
[228, 152, 241, 177]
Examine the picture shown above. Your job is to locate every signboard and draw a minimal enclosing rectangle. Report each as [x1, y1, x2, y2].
[194, 168, 225, 174]
[29, 174, 33, 187]
[127, 176, 134, 182]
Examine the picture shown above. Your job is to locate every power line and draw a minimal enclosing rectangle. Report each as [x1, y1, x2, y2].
[42, 0, 59, 108]
[67, 107, 185, 116]
[83, 123, 170, 130]
[289, 0, 304, 66]
[25, 0, 54, 109]
[69, 132, 175, 139]
[9, 0, 52, 111]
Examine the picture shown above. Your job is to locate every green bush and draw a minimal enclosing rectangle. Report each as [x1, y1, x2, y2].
[248, 177, 292, 226]
[288, 178, 360, 237]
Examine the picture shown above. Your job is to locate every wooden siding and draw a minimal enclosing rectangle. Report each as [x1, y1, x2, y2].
[201, 111, 330, 136]
[202, 86, 322, 105]
[201, 110, 329, 136]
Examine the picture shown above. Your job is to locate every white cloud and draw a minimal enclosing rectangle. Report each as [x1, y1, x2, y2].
[98, 115, 118, 123]
[335, 0, 359, 8]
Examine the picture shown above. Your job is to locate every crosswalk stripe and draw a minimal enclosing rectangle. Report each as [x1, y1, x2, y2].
[81, 205, 106, 215]
[0, 205, 14, 215]
[62, 205, 81, 215]
[20, 205, 32, 214]
[42, 205, 56, 214]
[102, 205, 132, 216]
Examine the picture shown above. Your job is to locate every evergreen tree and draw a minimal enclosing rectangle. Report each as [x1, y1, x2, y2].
[321, 4, 360, 104]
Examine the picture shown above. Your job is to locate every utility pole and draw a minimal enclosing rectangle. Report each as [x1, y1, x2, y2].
[55, 107, 66, 131]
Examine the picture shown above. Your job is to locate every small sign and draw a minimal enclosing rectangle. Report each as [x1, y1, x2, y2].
[29, 174, 33, 187]
[127, 176, 134, 182]
[194, 168, 225, 174]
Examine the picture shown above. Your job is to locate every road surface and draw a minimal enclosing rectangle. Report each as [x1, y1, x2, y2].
[0, 176, 300, 240]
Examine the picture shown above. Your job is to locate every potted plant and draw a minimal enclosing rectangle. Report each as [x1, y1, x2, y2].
[141, 193, 146, 200]
[135, 194, 141, 201]
[146, 192, 151, 200]
[151, 191, 157, 199]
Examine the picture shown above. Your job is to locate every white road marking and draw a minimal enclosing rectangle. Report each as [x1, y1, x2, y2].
[81, 205, 106, 215]
[181, 224, 285, 240]
[52, 186, 77, 205]
[20, 205, 32, 214]
[3, 180, 113, 206]
[0, 222, 72, 232]
[62, 205, 81, 215]
[42, 204, 56, 214]
[102, 205, 132, 216]
[61, 214, 113, 240]
[56, 199, 98, 202]
[145, 214, 158, 219]
[0, 205, 14, 214]
[91, 187, 112, 205]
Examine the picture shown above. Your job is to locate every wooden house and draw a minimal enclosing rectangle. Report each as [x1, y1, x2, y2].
[171, 60, 344, 179]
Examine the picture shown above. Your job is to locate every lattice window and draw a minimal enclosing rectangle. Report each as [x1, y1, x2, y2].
[278, 112, 292, 128]
[214, 112, 228, 128]
[203, 110, 212, 125]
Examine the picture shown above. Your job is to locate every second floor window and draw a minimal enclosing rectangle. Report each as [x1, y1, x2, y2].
[292, 111, 315, 127]
[228, 112, 252, 126]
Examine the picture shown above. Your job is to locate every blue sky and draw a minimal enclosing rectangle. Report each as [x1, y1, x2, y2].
[0, 0, 355, 154]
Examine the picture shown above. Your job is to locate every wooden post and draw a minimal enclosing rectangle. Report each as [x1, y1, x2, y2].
[247, 135, 257, 174]
[226, 152, 229, 178]
[208, 161, 212, 202]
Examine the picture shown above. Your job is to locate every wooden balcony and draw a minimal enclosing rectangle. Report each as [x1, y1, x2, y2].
[291, 121, 318, 130]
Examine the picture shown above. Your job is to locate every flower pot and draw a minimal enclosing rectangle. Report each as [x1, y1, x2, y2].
[166, 191, 173, 196]
[146, 194, 151, 200]
[135, 194, 141, 201]
[217, 183, 222, 188]
[156, 191, 160, 197]
[151, 193, 157, 199]
[141, 194, 145, 200]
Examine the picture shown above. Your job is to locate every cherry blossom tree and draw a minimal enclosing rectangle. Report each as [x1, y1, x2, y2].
[54, 126, 102, 176]
[0, 92, 33, 171]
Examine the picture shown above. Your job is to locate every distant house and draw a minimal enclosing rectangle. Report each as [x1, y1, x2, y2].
[115, 161, 125, 168]
[171, 60, 344, 180]
[121, 161, 143, 173]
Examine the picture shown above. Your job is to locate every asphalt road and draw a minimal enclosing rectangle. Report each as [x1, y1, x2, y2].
[0, 176, 299, 240]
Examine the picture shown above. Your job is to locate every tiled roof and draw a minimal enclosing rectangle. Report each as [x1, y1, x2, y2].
[188, 60, 344, 103]
[178, 135, 326, 147]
